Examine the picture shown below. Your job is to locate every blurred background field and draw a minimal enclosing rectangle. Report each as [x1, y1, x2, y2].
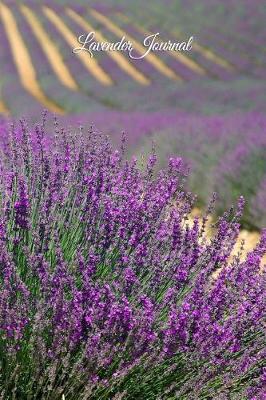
[0, 0, 265, 234]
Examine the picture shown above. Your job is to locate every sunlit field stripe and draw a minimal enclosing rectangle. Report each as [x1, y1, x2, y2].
[66, 8, 150, 85]
[116, 10, 235, 72]
[116, 8, 235, 72]
[43, 6, 113, 86]
[116, 12, 208, 77]
[191, 41, 235, 71]
[0, 99, 9, 115]
[20, 5, 78, 91]
[171, 29, 235, 72]
[0, 3, 65, 114]
[201, 29, 265, 68]
[89, 8, 182, 81]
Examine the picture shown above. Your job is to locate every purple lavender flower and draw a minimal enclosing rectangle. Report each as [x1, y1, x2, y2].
[14, 178, 30, 230]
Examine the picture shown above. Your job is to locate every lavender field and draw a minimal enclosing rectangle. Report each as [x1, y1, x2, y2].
[0, 1, 265, 399]
[0, 1, 265, 229]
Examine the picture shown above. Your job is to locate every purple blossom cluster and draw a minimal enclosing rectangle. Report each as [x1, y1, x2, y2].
[0, 115, 265, 399]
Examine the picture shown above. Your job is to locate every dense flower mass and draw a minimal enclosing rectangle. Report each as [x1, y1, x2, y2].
[0, 116, 265, 399]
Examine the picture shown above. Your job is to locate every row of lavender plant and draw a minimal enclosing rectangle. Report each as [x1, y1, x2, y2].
[0, 114, 265, 399]
[59, 110, 266, 230]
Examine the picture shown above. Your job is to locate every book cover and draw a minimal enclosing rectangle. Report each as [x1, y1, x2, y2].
[0, 1, 265, 399]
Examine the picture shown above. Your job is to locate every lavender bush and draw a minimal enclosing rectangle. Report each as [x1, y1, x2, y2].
[0, 115, 265, 399]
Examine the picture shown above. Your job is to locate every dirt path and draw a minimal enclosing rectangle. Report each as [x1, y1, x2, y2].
[0, 99, 9, 115]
